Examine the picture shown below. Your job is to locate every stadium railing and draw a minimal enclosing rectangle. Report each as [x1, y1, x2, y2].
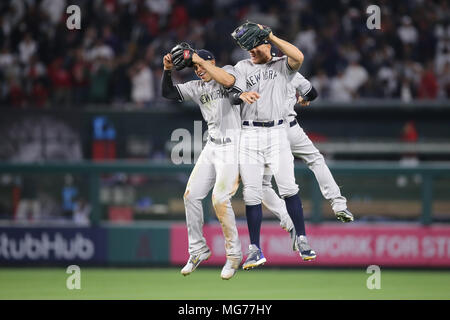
[0, 161, 449, 225]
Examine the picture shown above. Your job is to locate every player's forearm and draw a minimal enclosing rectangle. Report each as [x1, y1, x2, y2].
[228, 87, 243, 105]
[269, 34, 304, 71]
[199, 62, 236, 88]
[162, 70, 181, 101]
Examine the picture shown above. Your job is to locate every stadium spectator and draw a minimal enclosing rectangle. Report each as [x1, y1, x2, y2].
[89, 56, 112, 104]
[31, 80, 49, 108]
[435, 37, 450, 72]
[294, 24, 317, 58]
[418, 61, 439, 99]
[400, 76, 414, 102]
[71, 48, 90, 105]
[18, 33, 37, 65]
[24, 54, 49, 108]
[73, 199, 91, 225]
[0, 0, 448, 108]
[437, 62, 450, 98]
[169, 1, 190, 30]
[0, 46, 15, 69]
[8, 77, 25, 108]
[342, 58, 369, 99]
[310, 69, 330, 100]
[40, 0, 66, 26]
[15, 176, 41, 222]
[86, 39, 115, 62]
[397, 16, 418, 46]
[377, 61, 399, 98]
[402, 59, 423, 97]
[48, 57, 72, 107]
[146, 0, 171, 18]
[102, 25, 124, 56]
[329, 68, 352, 102]
[129, 60, 154, 107]
[402, 120, 419, 143]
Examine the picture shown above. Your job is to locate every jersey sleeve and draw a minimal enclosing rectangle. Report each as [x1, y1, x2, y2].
[230, 62, 246, 93]
[280, 55, 297, 77]
[222, 65, 241, 92]
[175, 81, 196, 102]
[294, 73, 313, 97]
[222, 65, 237, 78]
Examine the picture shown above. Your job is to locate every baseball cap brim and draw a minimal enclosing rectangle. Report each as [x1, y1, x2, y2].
[248, 39, 270, 50]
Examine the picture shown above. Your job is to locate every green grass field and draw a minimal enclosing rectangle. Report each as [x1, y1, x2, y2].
[0, 268, 449, 300]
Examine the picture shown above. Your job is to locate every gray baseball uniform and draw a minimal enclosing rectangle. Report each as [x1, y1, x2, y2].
[176, 65, 242, 261]
[262, 73, 347, 224]
[233, 56, 298, 205]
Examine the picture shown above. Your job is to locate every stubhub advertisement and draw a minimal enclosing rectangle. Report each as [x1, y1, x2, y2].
[0, 227, 107, 264]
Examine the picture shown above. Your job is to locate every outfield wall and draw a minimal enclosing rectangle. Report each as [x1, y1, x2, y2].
[1, 223, 450, 267]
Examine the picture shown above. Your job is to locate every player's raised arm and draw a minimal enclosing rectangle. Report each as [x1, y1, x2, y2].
[192, 53, 236, 88]
[161, 53, 182, 101]
[264, 26, 304, 71]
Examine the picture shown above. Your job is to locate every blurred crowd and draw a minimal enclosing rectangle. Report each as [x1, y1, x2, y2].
[0, 0, 450, 109]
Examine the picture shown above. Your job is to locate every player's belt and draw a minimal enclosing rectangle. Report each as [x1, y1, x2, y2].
[242, 120, 284, 127]
[210, 136, 232, 145]
[289, 119, 298, 127]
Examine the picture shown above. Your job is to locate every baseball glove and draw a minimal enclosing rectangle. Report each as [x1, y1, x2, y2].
[170, 42, 195, 71]
[231, 21, 272, 51]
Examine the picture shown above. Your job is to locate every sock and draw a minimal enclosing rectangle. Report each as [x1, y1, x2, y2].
[284, 194, 306, 236]
[245, 204, 262, 248]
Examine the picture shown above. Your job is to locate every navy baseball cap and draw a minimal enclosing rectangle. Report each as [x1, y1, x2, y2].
[197, 49, 215, 60]
[255, 39, 269, 48]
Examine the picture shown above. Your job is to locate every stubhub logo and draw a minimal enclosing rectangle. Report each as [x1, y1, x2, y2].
[0, 232, 94, 260]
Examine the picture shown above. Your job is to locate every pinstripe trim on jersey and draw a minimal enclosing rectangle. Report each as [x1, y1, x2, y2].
[231, 85, 243, 93]
[301, 82, 313, 96]
[175, 84, 185, 102]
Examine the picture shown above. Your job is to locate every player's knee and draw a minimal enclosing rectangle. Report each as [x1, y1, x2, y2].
[262, 175, 272, 188]
[305, 152, 325, 167]
[212, 197, 224, 215]
[243, 186, 262, 205]
[211, 192, 230, 208]
[262, 185, 271, 195]
[278, 185, 299, 199]
[183, 188, 200, 204]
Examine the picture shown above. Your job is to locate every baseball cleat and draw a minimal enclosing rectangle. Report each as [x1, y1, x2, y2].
[180, 249, 211, 276]
[242, 244, 266, 270]
[221, 256, 242, 280]
[295, 235, 316, 261]
[335, 209, 354, 223]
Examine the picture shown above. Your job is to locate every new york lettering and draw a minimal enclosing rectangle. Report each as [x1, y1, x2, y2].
[199, 88, 228, 105]
[246, 69, 278, 88]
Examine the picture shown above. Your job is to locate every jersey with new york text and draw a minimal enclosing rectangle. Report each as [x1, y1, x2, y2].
[233, 56, 296, 122]
[285, 72, 313, 120]
[175, 65, 241, 140]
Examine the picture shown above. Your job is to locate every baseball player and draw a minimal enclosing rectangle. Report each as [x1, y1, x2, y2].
[262, 72, 354, 245]
[161, 44, 262, 279]
[230, 22, 317, 269]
